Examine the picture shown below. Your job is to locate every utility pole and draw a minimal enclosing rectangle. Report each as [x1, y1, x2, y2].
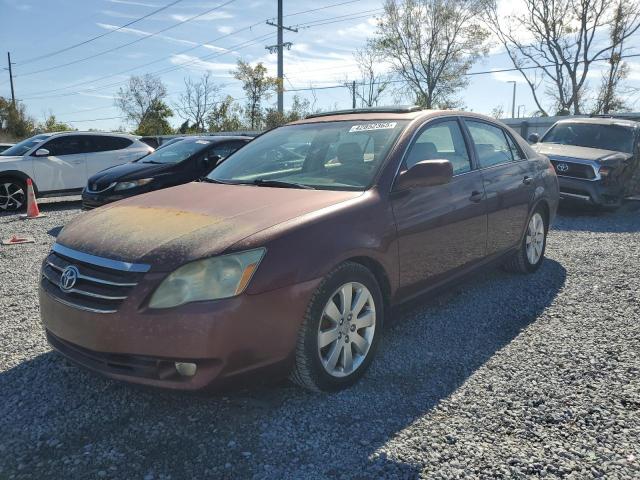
[352, 81, 356, 109]
[507, 81, 516, 119]
[7, 52, 16, 107]
[265, 0, 297, 114]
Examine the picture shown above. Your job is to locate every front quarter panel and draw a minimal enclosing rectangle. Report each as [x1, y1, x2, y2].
[231, 190, 399, 297]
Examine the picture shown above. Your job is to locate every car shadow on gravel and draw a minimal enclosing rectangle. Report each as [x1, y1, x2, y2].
[0, 260, 567, 479]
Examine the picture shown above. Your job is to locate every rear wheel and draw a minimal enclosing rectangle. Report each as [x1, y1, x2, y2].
[290, 262, 383, 391]
[504, 208, 547, 273]
[0, 178, 27, 212]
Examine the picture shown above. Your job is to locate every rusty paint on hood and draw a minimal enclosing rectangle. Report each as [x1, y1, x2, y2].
[57, 182, 362, 270]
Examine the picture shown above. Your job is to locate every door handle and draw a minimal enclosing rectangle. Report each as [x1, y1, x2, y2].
[469, 190, 483, 203]
[523, 176, 532, 185]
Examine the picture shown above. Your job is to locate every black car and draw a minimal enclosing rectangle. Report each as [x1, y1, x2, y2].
[82, 136, 251, 209]
[530, 117, 640, 208]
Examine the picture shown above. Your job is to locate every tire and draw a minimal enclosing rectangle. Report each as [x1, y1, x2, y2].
[503, 207, 548, 274]
[0, 177, 27, 212]
[290, 262, 384, 392]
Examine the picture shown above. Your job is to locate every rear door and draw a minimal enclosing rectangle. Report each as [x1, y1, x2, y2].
[32, 135, 87, 191]
[462, 118, 536, 255]
[85, 136, 145, 178]
[391, 118, 488, 296]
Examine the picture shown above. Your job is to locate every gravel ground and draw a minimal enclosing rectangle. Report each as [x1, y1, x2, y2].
[0, 199, 639, 479]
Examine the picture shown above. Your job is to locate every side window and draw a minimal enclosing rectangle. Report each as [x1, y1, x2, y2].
[209, 141, 246, 159]
[405, 120, 471, 175]
[86, 136, 133, 153]
[505, 133, 525, 161]
[466, 120, 514, 168]
[41, 136, 85, 156]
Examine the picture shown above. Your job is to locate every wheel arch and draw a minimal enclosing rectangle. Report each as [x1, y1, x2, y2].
[342, 255, 392, 315]
[0, 170, 38, 195]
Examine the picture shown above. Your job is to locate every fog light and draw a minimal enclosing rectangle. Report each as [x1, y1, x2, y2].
[175, 362, 197, 377]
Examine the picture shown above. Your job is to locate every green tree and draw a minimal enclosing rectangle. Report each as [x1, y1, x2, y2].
[0, 97, 35, 140]
[133, 100, 174, 136]
[232, 60, 279, 129]
[207, 95, 245, 132]
[39, 113, 73, 133]
[264, 95, 312, 129]
[115, 74, 173, 133]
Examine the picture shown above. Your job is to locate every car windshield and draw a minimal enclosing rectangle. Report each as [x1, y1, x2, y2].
[1, 134, 50, 156]
[140, 138, 211, 164]
[542, 122, 635, 154]
[208, 120, 409, 190]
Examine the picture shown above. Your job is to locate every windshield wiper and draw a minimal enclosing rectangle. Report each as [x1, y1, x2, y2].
[251, 179, 315, 189]
[201, 178, 234, 184]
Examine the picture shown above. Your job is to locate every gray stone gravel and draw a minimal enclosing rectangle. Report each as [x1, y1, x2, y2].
[0, 199, 639, 479]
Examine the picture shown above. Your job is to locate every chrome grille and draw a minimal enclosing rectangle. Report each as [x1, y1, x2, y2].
[40, 244, 149, 314]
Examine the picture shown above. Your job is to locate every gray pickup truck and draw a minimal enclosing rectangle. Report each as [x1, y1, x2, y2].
[529, 117, 640, 208]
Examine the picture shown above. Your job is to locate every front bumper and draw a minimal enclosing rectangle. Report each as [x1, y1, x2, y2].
[557, 176, 623, 206]
[81, 190, 130, 210]
[39, 275, 321, 390]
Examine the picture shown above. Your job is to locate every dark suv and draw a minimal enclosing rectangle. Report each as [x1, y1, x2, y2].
[530, 117, 640, 207]
[40, 107, 558, 392]
[82, 136, 251, 209]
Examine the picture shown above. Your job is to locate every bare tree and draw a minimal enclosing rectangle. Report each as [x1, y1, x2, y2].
[178, 72, 220, 133]
[232, 60, 278, 129]
[593, 2, 633, 114]
[490, 104, 505, 119]
[484, 0, 640, 116]
[371, 0, 488, 109]
[115, 74, 171, 129]
[346, 45, 391, 107]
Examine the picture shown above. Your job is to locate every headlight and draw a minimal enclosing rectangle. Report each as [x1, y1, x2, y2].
[113, 178, 153, 191]
[598, 166, 612, 178]
[148, 248, 266, 309]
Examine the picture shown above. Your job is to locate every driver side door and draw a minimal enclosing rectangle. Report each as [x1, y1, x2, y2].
[391, 118, 488, 298]
[32, 135, 87, 192]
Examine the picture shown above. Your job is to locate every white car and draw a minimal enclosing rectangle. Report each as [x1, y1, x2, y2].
[0, 132, 152, 211]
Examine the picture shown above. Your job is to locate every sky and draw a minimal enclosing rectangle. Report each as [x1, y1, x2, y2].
[1, 0, 639, 132]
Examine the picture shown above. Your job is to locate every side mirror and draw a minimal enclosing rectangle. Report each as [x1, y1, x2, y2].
[34, 148, 50, 157]
[528, 133, 540, 144]
[395, 159, 453, 190]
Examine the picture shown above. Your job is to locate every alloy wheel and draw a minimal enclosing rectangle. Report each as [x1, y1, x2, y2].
[317, 282, 376, 378]
[526, 212, 545, 265]
[0, 182, 25, 211]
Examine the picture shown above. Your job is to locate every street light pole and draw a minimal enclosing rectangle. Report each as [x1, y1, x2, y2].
[507, 81, 516, 119]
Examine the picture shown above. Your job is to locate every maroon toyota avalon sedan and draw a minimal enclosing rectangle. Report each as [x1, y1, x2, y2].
[39, 107, 559, 392]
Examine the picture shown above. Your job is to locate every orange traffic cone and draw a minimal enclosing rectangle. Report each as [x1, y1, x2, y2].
[20, 178, 46, 219]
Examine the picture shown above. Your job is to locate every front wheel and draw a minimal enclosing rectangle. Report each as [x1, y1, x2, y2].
[504, 209, 547, 273]
[0, 178, 27, 212]
[290, 262, 383, 392]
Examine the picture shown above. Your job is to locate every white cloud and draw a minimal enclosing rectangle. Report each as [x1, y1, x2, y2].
[218, 26, 233, 34]
[490, 69, 523, 83]
[169, 54, 236, 74]
[336, 17, 377, 39]
[97, 22, 200, 47]
[107, 0, 161, 6]
[170, 11, 233, 22]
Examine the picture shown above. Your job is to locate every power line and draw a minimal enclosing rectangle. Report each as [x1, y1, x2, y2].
[16, 0, 238, 78]
[20, 6, 383, 101]
[19, 0, 371, 99]
[16, 0, 185, 66]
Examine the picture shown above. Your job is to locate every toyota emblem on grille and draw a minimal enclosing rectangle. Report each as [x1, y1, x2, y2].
[59, 266, 79, 292]
[556, 162, 569, 172]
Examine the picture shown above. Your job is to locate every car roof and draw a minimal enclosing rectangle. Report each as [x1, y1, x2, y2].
[554, 117, 639, 128]
[290, 108, 505, 126]
[44, 131, 139, 139]
[177, 135, 253, 142]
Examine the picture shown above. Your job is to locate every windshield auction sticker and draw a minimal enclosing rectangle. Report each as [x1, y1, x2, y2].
[349, 122, 397, 133]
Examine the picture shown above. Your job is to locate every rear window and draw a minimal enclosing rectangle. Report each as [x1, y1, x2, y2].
[87, 136, 133, 153]
[542, 122, 635, 153]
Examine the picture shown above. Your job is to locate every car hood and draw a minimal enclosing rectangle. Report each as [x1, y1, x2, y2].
[533, 143, 629, 162]
[89, 160, 171, 183]
[0, 155, 23, 163]
[57, 182, 363, 271]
